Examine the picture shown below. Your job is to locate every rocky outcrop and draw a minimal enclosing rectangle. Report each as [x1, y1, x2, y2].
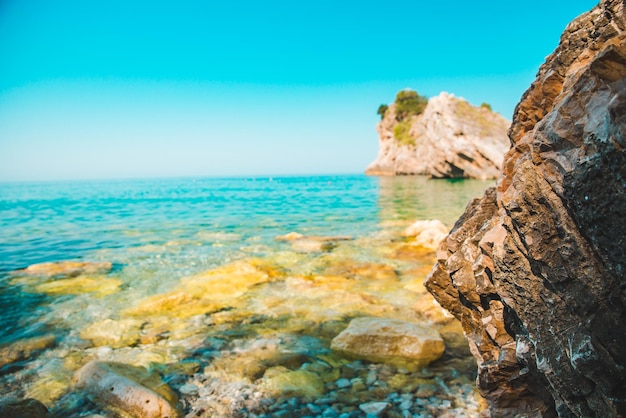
[425, 1, 626, 417]
[366, 92, 510, 179]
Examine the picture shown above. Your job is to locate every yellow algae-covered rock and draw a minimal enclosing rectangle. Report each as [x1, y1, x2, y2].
[388, 242, 440, 261]
[180, 259, 279, 299]
[323, 261, 397, 281]
[402, 219, 448, 251]
[123, 291, 224, 319]
[16, 261, 112, 278]
[274, 232, 305, 241]
[74, 361, 179, 418]
[0, 334, 56, 368]
[260, 367, 324, 398]
[79, 318, 143, 348]
[34, 276, 121, 296]
[412, 294, 454, 324]
[26, 375, 70, 407]
[285, 275, 354, 292]
[330, 317, 444, 370]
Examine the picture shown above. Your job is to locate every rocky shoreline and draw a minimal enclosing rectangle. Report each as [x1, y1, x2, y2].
[0, 220, 488, 417]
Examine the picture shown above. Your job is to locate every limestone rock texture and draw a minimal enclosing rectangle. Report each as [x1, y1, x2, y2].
[365, 92, 510, 179]
[425, 1, 626, 416]
[330, 317, 445, 370]
[75, 361, 179, 418]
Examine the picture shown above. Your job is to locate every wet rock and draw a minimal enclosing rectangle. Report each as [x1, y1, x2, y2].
[402, 220, 448, 251]
[16, 261, 112, 278]
[426, 1, 626, 416]
[275, 232, 353, 253]
[34, 276, 122, 296]
[359, 401, 390, 416]
[330, 317, 445, 370]
[124, 259, 278, 319]
[260, 367, 325, 398]
[74, 361, 179, 418]
[0, 334, 56, 368]
[79, 318, 143, 348]
[412, 294, 454, 324]
[0, 398, 48, 418]
[323, 261, 397, 281]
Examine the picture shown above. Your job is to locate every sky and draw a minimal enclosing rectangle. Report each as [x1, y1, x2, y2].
[0, 0, 599, 181]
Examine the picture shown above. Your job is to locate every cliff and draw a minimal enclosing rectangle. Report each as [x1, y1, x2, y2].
[365, 92, 510, 179]
[425, 0, 626, 417]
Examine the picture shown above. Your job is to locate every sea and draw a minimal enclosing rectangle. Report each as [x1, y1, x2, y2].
[0, 174, 493, 414]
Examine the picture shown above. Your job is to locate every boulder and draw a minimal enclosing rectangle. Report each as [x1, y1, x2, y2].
[366, 92, 510, 179]
[74, 361, 179, 418]
[426, 1, 626, 416]
[79, 318, 143, 348]
[403, 219, 448, 250]
[330, 317, 444, 370]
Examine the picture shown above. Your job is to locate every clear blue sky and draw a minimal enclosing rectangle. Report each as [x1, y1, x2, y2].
[0, 0, 598, 181]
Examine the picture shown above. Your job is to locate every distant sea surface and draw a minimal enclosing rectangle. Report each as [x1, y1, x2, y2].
[0, 174, 491, 344]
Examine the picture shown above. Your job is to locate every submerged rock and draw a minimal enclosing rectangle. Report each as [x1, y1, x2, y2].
[403, 219, 448, 251]
[79, 318, 143, 348]
[259, 367, 325, 398]
[330, 317, 445, 370]
[123, 259, 279, 319]
[366, 92, 510, 179]
[74, 361, 179, 418]
[0, 334, 56, 368]
[275, 232, 352, 253]
[0, 398, 48, 418]
[34, 276, 121, 296]
[426, 1, 626, 416]
[16, 261, 112, 278]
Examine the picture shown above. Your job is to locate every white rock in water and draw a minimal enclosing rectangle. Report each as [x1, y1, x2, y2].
[366, 91, 510, 179]
[403, 219, 448, 250]
[75, 361, 179, 418]
[331, 317, 445, 369]
[359, 401, 390, 416]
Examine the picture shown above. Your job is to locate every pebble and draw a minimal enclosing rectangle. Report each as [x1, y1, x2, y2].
[359, 401, 390, 416]
[336, 378, 351, 389]
[399, 399, 412, 410]
[179, 383, 199, 395]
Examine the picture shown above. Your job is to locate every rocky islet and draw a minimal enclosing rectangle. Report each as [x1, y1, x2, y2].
[366, 92, 511, 180]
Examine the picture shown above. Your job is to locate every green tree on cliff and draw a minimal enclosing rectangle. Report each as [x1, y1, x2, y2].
[394, 89, 428, 121]
[377, 104, 388, 119]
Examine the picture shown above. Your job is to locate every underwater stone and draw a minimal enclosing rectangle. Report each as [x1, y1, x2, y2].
[17, 261, 112, 278]
[330, 317, 444, 370]
[0, 398, 48, 418]
[74, 361, 179, 418]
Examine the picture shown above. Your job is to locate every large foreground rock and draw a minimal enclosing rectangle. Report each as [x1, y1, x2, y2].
[330, 317, 445, 370]
[74, 361, 179, 418]
[426, 1, 626, 416]
[366, 92, 510, 179]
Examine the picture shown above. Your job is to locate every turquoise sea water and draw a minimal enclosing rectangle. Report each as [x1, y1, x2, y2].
[0, 174, 492, 414]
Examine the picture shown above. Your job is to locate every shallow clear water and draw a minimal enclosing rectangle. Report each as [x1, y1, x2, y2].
[0, 174, 492, 415]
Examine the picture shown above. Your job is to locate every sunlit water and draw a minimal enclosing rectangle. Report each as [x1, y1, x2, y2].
[0, 174, 493, 415]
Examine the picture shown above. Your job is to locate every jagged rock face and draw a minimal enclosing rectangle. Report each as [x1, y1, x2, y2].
[365, 92, 510, 179]
[426, 1, 626, 417]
